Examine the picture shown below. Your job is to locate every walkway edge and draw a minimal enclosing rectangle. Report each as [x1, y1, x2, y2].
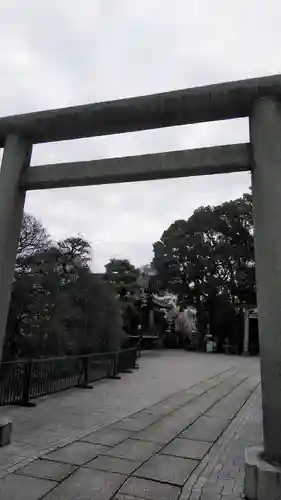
[181, 380, 261, 497]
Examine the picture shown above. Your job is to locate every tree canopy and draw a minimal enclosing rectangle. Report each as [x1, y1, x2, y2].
[104, 258, 140, 298]
[2, 215, 123, 360]
[153, 193, 255, 346]
[104, 258, 142, 335]
[2, 192, 256, 358]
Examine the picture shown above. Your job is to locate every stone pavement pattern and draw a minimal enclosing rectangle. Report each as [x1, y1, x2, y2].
[0, 351, 245, 477]
[0, 352, 260, 499]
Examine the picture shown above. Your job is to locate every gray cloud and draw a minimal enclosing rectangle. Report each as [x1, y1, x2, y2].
[1, 0, 280, 270]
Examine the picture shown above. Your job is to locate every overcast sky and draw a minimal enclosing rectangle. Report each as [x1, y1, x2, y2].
[0, 0, 280, 271]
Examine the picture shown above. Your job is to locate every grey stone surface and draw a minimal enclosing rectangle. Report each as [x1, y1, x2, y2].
[138, 414, 191, 443]
[145, 400, 181, 418]
[134, 409, 160, 420]
[144, 379, 225, 419]
[0, 136, 32, 366]
[161, 391, 198, 408]
[80, 428, 131, 446]
[251, 98, 281, 462]
[245, 446, 281, 500]
[111, 414, 156, 432]
[0, 473, 54, 500]
[26, 144, 250, 191]
[202, 480, 224, 494]
[44, 441, 108, 465]
[179, 416, 230, 442]
[113, 495, 147, 500]
[206, 398, 246, 419]
[135, 453, 198, 486]
[171, 404, 202, 421]
[0, 418, 12, 447]
[103, 438, 161, 461]
[43, 467, 126, 500]
[2, 73, 280, 147]
[171, 376, 246, 429]
[221, 478, 238, 495]
[0, 353, 261, 500]
[200, 495, 221, 500]
[0, 352, 253, 476]
[186, 388, 262, 500]
[86, 455, 141, 474]
[221, 496, 241, 500]
[16, 458, 76, 481]
[120, 476, 181, 500]
[161, 438, 211, 460]
[134, 420, 184, 444]
[186, 491, 203, 500]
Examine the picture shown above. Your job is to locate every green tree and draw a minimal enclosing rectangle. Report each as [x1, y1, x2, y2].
[153, 193, 255, 345]
[104, 259, 142, 336]
[104, 259, 140, 297]
[64, 267, 123, 354]
[2, 218, 124, 360]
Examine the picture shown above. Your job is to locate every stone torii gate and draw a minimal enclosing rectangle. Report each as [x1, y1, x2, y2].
[1, 74, 281, 498]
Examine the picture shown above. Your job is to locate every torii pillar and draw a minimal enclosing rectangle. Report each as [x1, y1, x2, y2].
[244, 98, 281, 498]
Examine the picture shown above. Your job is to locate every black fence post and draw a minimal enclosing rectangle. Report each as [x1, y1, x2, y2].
[21, 361, 35, 407]
[132, 347, 139, 369]
[0, 348, 138, 406]
[81, 357, 93, 389]
[109, 351, 121, 379]
[137, 340, 141, 358]
[119, 349, 133, 374]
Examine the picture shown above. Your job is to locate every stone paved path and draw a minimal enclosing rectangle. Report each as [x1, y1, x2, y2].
[0, 351, 260, 499]
[0, 351, 246, 478]
[180, 386, 262, 499]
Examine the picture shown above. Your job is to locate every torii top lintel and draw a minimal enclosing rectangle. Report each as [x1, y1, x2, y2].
[0, 74, 281, 147]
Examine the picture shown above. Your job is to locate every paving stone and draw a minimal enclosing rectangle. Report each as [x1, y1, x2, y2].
[134, 423, 182, 444]
[205, 383, 256, 419]
[200, 495, 221, 500]
[171, 404, 201, 420]
[179, 489, 202, 500]
[120, 476, 181, 500]
[179, 416, 230, 442]
[194, 477, 207, 488]
[86, 455, 141, 474]
[0, 417, 12, 447]
[162, 391, 198, 408]
[146, 400, 180, 418]
[202, 480, 224, 494]
[135, 453, 198, 486]
[206, 399, 244, 419]
[44, 441, 108, 465]
[112, 414, 156, 432]
[222, 478, 238, 495]
[43, 467, 126, 500]
[136, 414, 189, 443]
[232, 480, 244, 495]
[0, 473, 55, 500]
[113, 495, 147, 500]
[80, 428, 131, 446]
[135, 409, 160, 419]
[15, 458, 76, 481]
[221, 496, 241, 499]
[161, 438, 211, 460]
[0, 352, 258, 482]
[103, 438, 161, 461]
[217, 464, 243, 479]
[184, 381, 214, 395]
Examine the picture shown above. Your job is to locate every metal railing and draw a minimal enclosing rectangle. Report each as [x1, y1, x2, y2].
[0, 347, 138, 407]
